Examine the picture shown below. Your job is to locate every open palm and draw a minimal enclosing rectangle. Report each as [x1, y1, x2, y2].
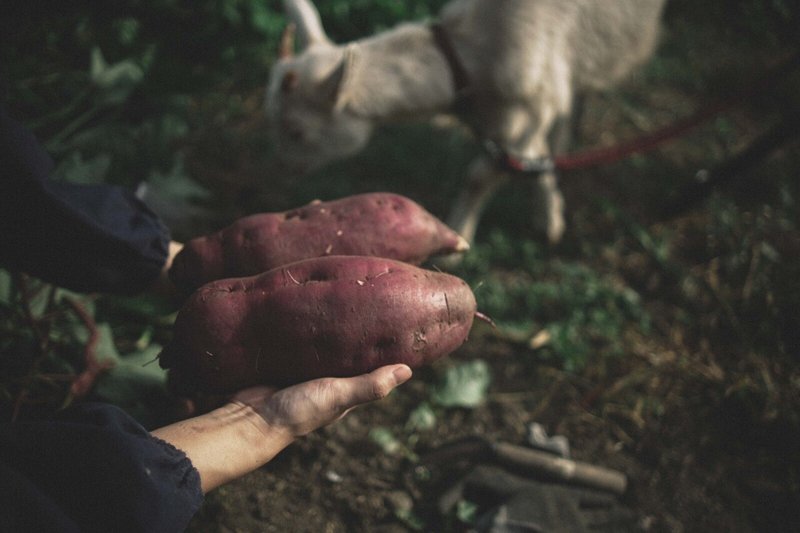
[232, 364, 412, 439]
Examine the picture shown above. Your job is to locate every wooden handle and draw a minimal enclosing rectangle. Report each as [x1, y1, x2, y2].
[492, 441, 628, 495]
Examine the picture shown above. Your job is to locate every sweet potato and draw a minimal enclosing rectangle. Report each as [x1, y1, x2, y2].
[169, 192, 468, 294]
[159, 255, 476, 393]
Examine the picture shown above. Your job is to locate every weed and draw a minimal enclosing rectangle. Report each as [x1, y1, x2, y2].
[453, 230, 651, 372]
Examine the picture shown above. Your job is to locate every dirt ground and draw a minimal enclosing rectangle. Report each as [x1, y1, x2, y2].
[186, 323, 799, 532]
[180, 3, 800, 532]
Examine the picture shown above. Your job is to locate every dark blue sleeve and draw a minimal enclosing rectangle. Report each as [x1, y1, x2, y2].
[0, 403, 203, 533]
[0, 104, 170, 295]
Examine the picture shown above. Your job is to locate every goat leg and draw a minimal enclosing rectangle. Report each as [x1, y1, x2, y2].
[445, 156, 509, 246]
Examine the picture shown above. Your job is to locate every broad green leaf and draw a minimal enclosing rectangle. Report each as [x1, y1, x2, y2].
[19, 278, 55, 318]
[94, 323, 122, 365]
[145, 157, 210, 204]
[405, 402, 437, 432]
[54, 289, 96, 317]
[56, 151, 112, 185]
[115, 345, 165, 377]
[90, 47, 144, 106]
[432, 359, 491, 408]
[368, 427, 418, 461]
[94, 345, 166, 403]
[63, 318, 120, 365]
[369, 427, 402, 455]
[106, 293, 178, 322]
[94, 345, 169, 426]
[456, 500, 479, 524]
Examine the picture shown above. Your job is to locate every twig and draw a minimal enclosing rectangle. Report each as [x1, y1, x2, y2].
[10, 275, 52, 419]
[32, 285, 58, 361]
[64, 297, 114, 399]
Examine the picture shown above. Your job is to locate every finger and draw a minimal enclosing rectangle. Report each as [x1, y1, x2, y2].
[332, 364, 412, 412]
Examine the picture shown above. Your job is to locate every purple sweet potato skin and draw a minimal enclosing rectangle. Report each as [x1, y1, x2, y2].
[159, 256, 476, 393]
[169, 193, 466, 294]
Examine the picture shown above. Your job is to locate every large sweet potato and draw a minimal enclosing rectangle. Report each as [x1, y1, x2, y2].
[169, 192, 468, 294]
[159, 255, 477, 393]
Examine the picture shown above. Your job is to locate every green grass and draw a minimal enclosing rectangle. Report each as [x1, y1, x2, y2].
[452, 230, 651, 372]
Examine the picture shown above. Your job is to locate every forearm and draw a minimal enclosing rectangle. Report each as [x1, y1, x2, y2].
[151, 401, 294, 494]
[154, 365, 412, 493]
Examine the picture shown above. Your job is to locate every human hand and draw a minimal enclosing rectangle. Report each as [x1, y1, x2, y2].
[231, 364, 413, 440]
[153, 364, 412, 493]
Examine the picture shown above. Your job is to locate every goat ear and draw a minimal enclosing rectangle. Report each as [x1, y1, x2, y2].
[281, 71, 299, 93]
[283, 0, 331, 49]
[319, 59, 347, 109]
[279, 23, 296, 59]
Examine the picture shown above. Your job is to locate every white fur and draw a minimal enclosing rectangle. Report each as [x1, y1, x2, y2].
[267, 0, 667, 244]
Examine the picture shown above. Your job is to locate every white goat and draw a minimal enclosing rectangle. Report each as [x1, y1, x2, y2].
[266, 0, 667, 245]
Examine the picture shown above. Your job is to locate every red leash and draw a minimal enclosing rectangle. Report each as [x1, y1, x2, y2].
[553, 52, 800, 172]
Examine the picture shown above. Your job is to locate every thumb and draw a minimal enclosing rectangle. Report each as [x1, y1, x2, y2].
[336, 364, 413, 411]
[259, 364, 414, 438]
